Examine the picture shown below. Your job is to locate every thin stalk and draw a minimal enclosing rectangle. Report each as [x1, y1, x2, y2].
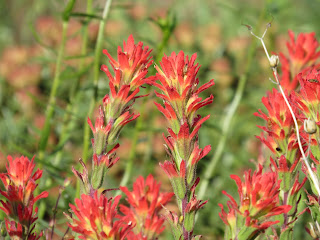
[198, 39, 256, 201]
[38, 21, 69, 162]
[82, 0, 112, 163]
[54, 0, 93, 165]
[50, 186, 64, 240]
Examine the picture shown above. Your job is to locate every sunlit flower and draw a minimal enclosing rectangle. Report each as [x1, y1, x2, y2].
[119, 175, 174, 239]
[153, 51, 214, 127]
[219, 165, 291, 239]
[255, 88, 300, 163]
[67, 191, 132, 240]
[0, 155, 48, 239]
[95, 35, 154, 147]
[279, 30, 320, 91]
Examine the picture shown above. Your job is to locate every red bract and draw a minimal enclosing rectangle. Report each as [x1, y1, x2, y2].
[153, 51, 214, 126]
[279, 30, 320, 91]
[255, 88, 300, 162]
[0, 155, 48, 239]
[100, 35, 153, 138]
[219, 165, 291, 237]
[119, 175, 174, 239]
[67, 191, 131, 240]
[5, 220, 43, 240]
[292, 69, 320, 121]
[101, 34, 153, 90]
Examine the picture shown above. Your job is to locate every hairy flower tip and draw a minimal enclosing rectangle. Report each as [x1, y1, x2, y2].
[219, 165, 291, 232]
[279, 30, 320, 91]
[101, 34, 154, 91]
[67, 191, 131, 240]
[153, 51, 214, 123]
[119, 175, 174, 239]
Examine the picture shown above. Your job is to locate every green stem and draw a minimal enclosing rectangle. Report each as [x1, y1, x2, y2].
[197, 35, 256, 201]
[38, 21, 69, 162]
[82, 0, 112, 164]
[54, 0, 93, 166]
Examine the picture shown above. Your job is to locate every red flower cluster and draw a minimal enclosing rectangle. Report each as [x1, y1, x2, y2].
[119, 175, 174, 239]
[0, 155, 48, 239]
[77, 35, 154, 192]
[219, 166, 291, 239]
[67, 175, 173, 240]
[153, 51, 214, 238]
[66, 191, 132, 240]
[99, 34, 154, 145]
[255, 88, 300, 163]
[279, 30, 320, 91]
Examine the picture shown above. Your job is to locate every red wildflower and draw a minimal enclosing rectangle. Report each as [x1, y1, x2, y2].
[5, 220, 43, 240]
[119, 175, 174, 239]
[101, 34, 153, 91]
[255, 88, 300, 162]
[67, 191, 132, 240]
[153, 51, 214, 127]
[279, 30, 320, 91]
[219, 165, 291, 238]
[291, 69, 320, 122]
[0, 155, 48, 239]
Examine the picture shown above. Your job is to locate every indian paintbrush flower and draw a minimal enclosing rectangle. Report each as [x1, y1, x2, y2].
[66, 191, 132, 240]
[153, 51, 213, 239]
[219, 165, 291, 240]
[119, 175, 174, 239]
[279, 30, 320, 91]
[0, 155, 48, 239]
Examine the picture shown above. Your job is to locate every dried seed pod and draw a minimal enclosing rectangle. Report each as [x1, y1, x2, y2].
[304, 118, 317, 134]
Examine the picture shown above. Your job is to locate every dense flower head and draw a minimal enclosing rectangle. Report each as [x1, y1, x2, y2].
[67, 191, 132, 240]
[91, 35, 153, 148]
[153, 51, 214, 128]
[0, 155, 48, 239]
[255, 88, 300, 162]
[119, 175, 174, 239]
[219, 165, 291, 236]
[279, 30, 320, 91]
[290, 68, 320, 160]
[101, 34, 153, 91]
[292, 69, 320, 122]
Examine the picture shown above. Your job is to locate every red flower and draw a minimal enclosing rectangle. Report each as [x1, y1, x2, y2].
[67, 191, 131, 240]
[153, 51, 214, 126]
[291, 69, 320, 121]
[255, 88, 300, 162]
[101, 34, 153, 91]
[5, 220, 43, 240]
[219, 165, 291, 234]
[279, 30, 320, 91]
[0, 155, 48, 239]
[119, 175, 174, 239]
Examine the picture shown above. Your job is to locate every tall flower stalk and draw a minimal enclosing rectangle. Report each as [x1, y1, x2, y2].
[74, 35, 154, 194]
[152, 51, 214, 239]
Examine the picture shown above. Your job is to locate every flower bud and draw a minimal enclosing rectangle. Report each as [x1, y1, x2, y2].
[304, 118, 317, 134]
[269, 55, 279, 68]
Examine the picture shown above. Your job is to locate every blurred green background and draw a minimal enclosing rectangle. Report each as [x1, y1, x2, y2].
[0, 0, 319, 239]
